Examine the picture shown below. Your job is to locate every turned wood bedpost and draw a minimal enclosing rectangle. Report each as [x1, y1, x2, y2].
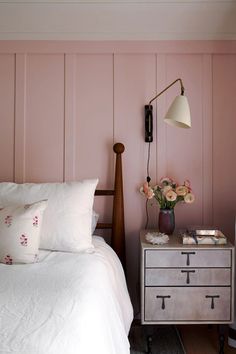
[112, 143, 126, 271]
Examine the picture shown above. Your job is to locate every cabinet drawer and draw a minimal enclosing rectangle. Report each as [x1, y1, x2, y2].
[145, 268, 231, 286]
[144, 287, 231, 322]
[145, 249, 231, 268]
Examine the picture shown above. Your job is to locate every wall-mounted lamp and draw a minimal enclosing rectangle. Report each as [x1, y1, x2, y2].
[144, 78, 191, 142]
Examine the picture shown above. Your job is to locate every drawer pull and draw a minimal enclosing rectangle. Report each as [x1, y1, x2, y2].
[181, 251, 196, 266]
[156, 295, 171, 310]
[181, 269, 196, 284]
[205, 295, 220, 309]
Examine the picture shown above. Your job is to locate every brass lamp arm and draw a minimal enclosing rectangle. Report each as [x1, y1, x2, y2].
[148, 78, 185, 105]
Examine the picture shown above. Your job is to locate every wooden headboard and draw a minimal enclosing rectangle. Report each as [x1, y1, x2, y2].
[95, 143, 126, 270]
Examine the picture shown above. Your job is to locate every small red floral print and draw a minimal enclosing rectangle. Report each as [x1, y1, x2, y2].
[33, 216, 38, 227]
[5, 215, 12, 227]
[20, 234, 28, 246]
[4, 255, 13, 265]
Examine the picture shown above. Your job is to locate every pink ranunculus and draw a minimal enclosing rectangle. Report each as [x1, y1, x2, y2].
[140, 185, 154, 199]
[162, 185, 172, 195]
[165, 190, 177, 202]
[176, 185, 188, 196]
[143, 182, 149, 193]
[160, 177, 173, 185]
[184, 180, 191, 188]
[184, 193, 195, 204]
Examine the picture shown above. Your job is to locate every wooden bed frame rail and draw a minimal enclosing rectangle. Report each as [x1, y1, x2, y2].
[95, 143, 126, 271]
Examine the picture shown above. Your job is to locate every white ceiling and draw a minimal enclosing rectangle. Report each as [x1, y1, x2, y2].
[0, 0, 236, 40]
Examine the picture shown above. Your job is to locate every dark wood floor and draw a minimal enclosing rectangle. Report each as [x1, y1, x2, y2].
[179, 325, 236, 354]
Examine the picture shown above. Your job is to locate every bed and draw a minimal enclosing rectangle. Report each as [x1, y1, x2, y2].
[0, 143, 133, 354]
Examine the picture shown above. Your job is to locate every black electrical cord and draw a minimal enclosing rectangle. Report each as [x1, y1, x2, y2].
[145, 142, 151, 229]
[145, 199, 149, 230]
[146, 142, 151, 184]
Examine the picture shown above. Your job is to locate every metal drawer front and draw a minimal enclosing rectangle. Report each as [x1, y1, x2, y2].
[145, 249, 231, 268]
[145, 287, 231, 322]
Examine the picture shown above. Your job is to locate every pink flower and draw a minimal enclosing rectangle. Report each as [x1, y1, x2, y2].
[184, 180, 191, 188]
[20, 234, 28, 246]
[160, 177, 173, 185]
[165, 190, 177, 202]
[142, 182, 149, 194]
[33, 216, 39, 227]
[184, 193, 195, 204]
[176, 185, 188, 196]
[140, 176, 195, 209]
[140, 185, 154, 200]
[162, 185, 172, 195]
[4, 255, 13, 265]
[4, 215, 12, 227]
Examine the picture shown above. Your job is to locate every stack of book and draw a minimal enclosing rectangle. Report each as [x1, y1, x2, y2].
[181, 228, 227, 245]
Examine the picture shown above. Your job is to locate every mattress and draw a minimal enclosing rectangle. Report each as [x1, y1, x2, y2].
[0, 236, 133, 354]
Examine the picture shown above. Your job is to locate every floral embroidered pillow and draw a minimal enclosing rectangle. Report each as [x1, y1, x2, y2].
[0, 200, 47, 264]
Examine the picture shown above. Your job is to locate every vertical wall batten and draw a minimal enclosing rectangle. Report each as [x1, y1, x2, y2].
[64, 53, 77, 181]
[112, 53, 115, 149]
[202, 54, 213, 226]
[13, 54, 16, 181]
[14, 53, 27, 183]
[63, 54, 66, 182]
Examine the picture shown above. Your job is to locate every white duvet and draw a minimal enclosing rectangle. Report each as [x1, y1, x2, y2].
[0, 236, 133, 354]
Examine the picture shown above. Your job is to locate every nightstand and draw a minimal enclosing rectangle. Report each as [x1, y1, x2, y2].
[140, 230, 235, 353]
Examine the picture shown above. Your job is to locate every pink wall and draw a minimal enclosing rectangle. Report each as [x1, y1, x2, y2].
[0, 41, 236, 310]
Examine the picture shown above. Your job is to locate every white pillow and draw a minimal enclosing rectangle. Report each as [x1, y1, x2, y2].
[0, 180, 98, 252]
[0, 200, 47, 264]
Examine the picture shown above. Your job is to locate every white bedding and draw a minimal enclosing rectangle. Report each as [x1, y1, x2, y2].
[0, 236, 133, 354]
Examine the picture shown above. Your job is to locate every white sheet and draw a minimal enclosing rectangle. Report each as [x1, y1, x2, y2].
[0, 236, 133, 354]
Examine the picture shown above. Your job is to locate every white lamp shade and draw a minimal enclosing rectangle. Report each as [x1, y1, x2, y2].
[164, 95, 191, 128]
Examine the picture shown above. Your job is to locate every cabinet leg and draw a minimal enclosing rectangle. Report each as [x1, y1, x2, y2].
[218, 324, 227, 354]
[219, 334, 225, 354]
[146, 335, 152, 354]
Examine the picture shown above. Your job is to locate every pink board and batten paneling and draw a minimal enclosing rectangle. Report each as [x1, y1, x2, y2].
[114, 53, 157, 290]
[213, 55, 236, 239]
[164, 54, 212, 228]
[0, 41, 235, 311]
[0, 54, 15, 181]
[15, 54, 65, 183]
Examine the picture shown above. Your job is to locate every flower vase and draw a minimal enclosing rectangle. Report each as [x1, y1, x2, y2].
[158, 208, 175, 235]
